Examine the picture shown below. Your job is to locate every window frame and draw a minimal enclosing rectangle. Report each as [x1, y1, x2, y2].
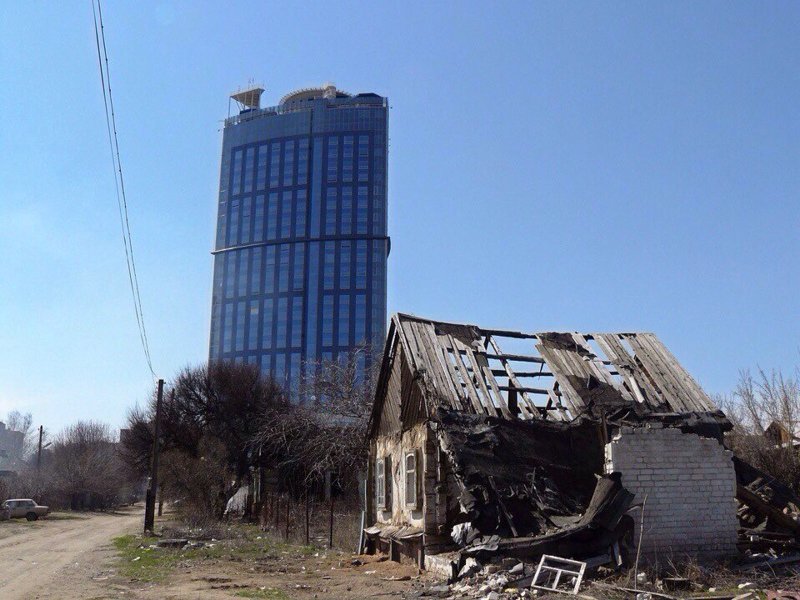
[376, 458, 385, 509]
[404, 450, 420, 509]
[375, 455, 392, 510]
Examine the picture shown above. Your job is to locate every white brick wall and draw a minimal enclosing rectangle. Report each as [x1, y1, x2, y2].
[605, 425, 738, 561]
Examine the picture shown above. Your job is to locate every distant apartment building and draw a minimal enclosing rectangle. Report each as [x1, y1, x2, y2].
[0, 422, 24, 471]
[209, 84, 389, 393]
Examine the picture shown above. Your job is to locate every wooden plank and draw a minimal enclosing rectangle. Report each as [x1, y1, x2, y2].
[640, 333, 716, 412]
[538, 338, 600, 406]
[623, 334, 690, 413]
[447, 334, 494, 416]
[535, 343, 585, 417]
[545, 387, 570, 421]
[396, 320, 425, 377]
[597, 333, 666, 409]
[630, 334, 696, 412]
[630, 333, 691, 411]
[626, 334, 691, 413]
[487, 336, 541, 419]
[497, 385, 553, 394]
[551, 336, 620, 404]
[485, 353, 546, 364]
[409, 321, 447, 391]
[410, 320, 463, 411]
[433, 331, 475, 413]
[459, 339, 512, 418]
[491, 369, 554, 378]
[475, 337, 539, 420]
[737, 484, 800, 535]
[478, 328, 540, 340]
[474, 349, 515, 418]
[592, 334, 651, 406]
[571, 333, 634, 403]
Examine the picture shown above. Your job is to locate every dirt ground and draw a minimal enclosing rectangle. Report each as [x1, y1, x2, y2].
[110, 522, 430, 599]
[0, 505, 426, 600]
[6, 506, 798, 600]
[0, 506, 142, 600]
[119, 549, 427, 600]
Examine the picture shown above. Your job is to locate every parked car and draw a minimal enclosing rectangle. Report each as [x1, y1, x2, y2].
[2, 499, 49, 521]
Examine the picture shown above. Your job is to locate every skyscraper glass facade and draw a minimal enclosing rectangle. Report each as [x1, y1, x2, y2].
[209, 86, 389, 394]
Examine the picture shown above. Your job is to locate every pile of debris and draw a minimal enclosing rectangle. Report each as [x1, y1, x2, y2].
[437, 409, 636, 567]
[414, 554, 800, 600]
[735, 457, 800, 557]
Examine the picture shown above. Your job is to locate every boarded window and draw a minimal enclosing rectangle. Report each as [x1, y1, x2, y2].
[405, 451, 419, 508]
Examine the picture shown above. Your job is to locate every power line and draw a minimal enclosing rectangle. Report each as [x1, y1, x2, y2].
[92, 0, 155, 378]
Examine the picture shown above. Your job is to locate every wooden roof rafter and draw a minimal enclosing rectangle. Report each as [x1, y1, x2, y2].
[368, 314, 724, 430]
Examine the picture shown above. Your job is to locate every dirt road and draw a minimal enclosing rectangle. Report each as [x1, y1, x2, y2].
[0, 507, 141, 600]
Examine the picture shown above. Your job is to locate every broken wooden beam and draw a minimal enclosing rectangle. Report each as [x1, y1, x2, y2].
[485, 353, 546, 364]
[491, 369, 554, 378]
[736, 483, 800, 535]
[498, 385, 552, 395]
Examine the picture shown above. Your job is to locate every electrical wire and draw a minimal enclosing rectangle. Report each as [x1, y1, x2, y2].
[92, 0, 156, 378]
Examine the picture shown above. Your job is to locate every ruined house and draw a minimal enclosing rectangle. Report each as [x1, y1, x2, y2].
[364, 313, 745, 571]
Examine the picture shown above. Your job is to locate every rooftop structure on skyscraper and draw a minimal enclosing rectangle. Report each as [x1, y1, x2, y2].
[209, 83, 390, 395]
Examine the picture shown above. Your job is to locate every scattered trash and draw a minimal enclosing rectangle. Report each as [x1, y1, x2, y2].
[157, 538, 189, 548]
[738, 582, 755, 590]
[458, 557, 481, 579]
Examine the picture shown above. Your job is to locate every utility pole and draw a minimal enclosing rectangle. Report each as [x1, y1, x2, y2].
[144, 378, 164, 533]
[36, 426, 44, 471]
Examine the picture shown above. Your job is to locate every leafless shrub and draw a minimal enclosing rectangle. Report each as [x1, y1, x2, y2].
[723, 366, 800, 492]
[161, 436, 232, 523]
[16, 420, 130, 510]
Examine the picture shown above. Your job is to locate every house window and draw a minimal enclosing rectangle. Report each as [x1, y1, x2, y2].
[405, 451, 419, 508]
[376, 456, 391, 510]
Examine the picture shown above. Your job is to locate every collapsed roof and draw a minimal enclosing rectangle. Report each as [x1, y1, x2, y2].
[371, 313, 727, 436]
[367, 315, 800, 565]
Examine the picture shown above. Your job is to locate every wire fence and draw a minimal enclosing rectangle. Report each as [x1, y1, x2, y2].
[257, 492, 364, 552]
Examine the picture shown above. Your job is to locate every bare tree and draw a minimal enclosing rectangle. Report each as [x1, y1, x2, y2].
[724, 365, 800, 492]
[44, 421, 127, 509]
[121, 361, 289, 513]
[255, 347, 380, 493]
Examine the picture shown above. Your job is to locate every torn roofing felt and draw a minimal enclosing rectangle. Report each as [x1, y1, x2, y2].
[435, 409, 605, 538]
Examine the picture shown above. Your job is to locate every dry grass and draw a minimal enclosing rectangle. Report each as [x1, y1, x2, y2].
[584, 554, 800, 599]
[256, 495, 363, 552]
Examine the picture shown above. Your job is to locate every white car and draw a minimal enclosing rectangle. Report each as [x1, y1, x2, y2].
[2, 499, 49, 521]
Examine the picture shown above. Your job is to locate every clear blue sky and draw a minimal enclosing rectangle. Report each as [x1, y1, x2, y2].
[1, 1, 798, 435]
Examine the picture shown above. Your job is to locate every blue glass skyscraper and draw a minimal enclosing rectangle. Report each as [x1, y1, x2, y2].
[209, 84, 389, 393]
